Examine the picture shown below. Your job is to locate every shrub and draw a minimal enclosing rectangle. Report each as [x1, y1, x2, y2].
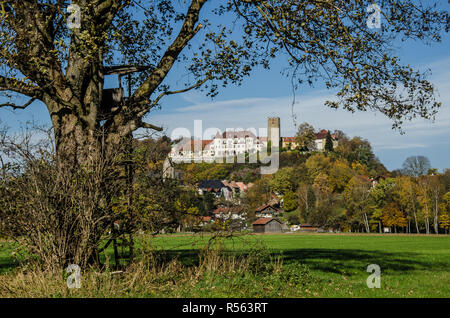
[277, 262, 313, 286]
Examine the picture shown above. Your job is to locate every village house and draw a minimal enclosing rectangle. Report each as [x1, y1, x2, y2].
[213, 206, 246, 221]
[221, 180, 241, 198]
[197, 179, 252, 201]
[281, 129, 339, 151]
[370, 175, 387, 188]
[197, 180, 232, 199]
[255, 204, 281, 218]
[252, 218, 288, 233]
[213, 206, 247, 231]
[200, 216, 213, 227]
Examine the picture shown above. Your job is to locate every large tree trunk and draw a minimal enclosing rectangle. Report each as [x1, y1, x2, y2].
[42, 93, 129, 268]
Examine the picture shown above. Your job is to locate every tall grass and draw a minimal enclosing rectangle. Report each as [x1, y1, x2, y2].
[0, 240, 312, 298]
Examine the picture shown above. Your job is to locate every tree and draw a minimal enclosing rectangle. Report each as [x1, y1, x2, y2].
[417, 176, 432, 234]
[442, 170, 450, 192]
[338, 137, 375, 166]
[370, 177, 396, 232]
[402, 156, 431, 177]
[394, 176, 420, 233]
[416, 175, 445, 234]
[295, 122, 316, 151]
[268, 167, 296, 195]
[313, 173, 332, 206]
[370, 178, 396, 205]
[328, 160, 354, 193]
[325, 130, 334, 152]
[382, 202, 408, 233]
[343, 175, 372, 233]
[443, 192, 450, 213]
[439, 213, 450, 234]
[428, 175, 445, 234]
[246, 178, 271, 212]
[439, 192, 450, 234]
[283, 190, 297, 212]
[0, 0, 446, 267]
[200, 191, 215, 216]
[305, 153, 331, 182]
[297, 183, 316, 223]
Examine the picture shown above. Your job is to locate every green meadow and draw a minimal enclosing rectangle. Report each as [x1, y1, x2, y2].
[1, 233, 449, 298]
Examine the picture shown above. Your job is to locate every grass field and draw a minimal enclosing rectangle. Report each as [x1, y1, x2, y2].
[146, 233, 450, 297]
[1, 233, 449, 297]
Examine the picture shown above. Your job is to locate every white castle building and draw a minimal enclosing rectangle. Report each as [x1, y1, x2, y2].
[169, 130, 269, 162]
[169, 117, 338, 162]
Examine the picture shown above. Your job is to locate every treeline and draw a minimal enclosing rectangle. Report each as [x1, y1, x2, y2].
[244, 135, 450, 233]
[127, 133, 450, 234]
[174, 130, 450, 234]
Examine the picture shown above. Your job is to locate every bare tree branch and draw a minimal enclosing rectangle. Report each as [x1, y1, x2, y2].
[136, 77, 211, 118]
[130, 0, 207, 114]
[0, 97, 38, 110]
[140, 122, 163, 131]
[0, 76, 42, 98]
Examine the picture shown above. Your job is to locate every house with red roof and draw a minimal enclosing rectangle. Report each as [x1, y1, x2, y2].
[255, 204, 280, 218]
[213, 206, 245, 221]
[281, 129, 338, 151]
[252, 217, 288, 233]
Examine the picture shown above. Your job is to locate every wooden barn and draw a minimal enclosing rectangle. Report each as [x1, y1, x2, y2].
[299, 224, 319, 232]
[252, 218, 286, 233]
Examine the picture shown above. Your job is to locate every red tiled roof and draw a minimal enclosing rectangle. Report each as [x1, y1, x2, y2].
[280, 130, 337, 143]
[282, 137, 296, 142]
[213, 206, 244, 214]
[235, 182, 247, 192]
[314, 130, 337, 140]
[315, 130, 328, 140]
[173, 139, 212, 151]
[252, 217, 277, 225]
[255, 204, 279, 213]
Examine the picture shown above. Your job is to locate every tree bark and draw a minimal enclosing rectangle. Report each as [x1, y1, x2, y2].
[413, 210, 420, 234]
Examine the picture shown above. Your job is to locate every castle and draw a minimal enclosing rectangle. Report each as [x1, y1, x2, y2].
[168, 117, 338, 161]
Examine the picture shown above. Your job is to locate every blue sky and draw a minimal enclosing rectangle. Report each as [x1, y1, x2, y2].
[0, 2, 449, 172]
[146, 29, 450, 172]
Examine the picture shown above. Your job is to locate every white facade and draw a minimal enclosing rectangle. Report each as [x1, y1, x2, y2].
[169, 131, 267, 162]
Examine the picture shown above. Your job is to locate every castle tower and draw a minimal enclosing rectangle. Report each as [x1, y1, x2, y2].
[267, 117, 280, 149]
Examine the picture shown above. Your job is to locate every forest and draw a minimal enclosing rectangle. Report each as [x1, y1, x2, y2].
[174, 127, 450, 234]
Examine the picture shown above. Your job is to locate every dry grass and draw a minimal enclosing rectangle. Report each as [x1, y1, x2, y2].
[0, 242, 288, 298]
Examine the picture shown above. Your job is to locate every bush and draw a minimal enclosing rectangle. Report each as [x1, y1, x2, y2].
[287, 213, 300, 225]
[246, 242, 273, 274]
[277, 262, 312, 286]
